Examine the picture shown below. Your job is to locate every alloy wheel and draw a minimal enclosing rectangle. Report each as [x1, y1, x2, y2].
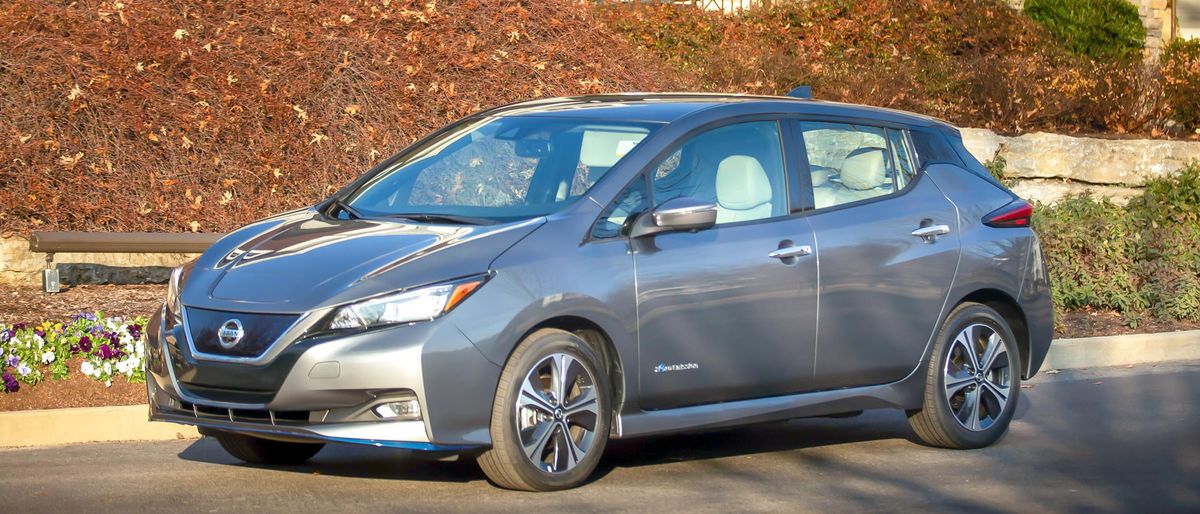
[943, 323, 1013, 432]
[514, 352, 601, 473]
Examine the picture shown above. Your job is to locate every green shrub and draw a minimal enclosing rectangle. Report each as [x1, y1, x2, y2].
[1035, 164, 1200, 325]
[1034, 196, 1146, 326]
[1024, 0, 1145, 61]
[1129, 165, 1200, 320]
[984, 156, 1017, 187]
[1161, 39, 1200, 130]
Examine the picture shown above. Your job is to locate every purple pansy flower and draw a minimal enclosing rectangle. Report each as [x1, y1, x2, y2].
[2, 372, 18, 393]
[77, 335, 92, 353]
[5, 355, 18, 367]
[98, 344, 116, 360]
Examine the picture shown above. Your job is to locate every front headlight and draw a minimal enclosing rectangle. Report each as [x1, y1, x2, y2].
[326, 275, 487, 330]
[165, 266, 185, 327]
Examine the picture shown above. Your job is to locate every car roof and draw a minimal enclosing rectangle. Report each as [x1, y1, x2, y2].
[486, 93, 949, 129]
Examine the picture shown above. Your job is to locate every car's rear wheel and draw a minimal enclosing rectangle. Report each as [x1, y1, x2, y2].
[908, 302, 1021, 449]
[210, 430, 325, 465]
[477, 328, 611, 491]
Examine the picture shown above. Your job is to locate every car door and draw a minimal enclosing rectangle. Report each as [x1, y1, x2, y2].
[631, 120, 819, 410]
[794, 120, 961, 390]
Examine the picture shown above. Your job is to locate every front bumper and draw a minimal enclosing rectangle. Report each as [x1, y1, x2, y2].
[145, 306, 501, 450]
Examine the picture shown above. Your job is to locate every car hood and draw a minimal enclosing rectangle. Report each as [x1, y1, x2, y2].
[181, 210, 544, 313]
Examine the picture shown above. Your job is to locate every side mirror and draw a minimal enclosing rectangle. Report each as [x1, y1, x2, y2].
[630, 197, 718, 238]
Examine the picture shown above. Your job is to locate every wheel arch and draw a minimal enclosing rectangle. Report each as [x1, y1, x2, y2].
[957, 288, 1033, 379]
[520, 315, 626, 417]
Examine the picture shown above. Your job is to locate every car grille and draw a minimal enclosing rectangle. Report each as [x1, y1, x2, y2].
[177, 400, 314, 425]
[185, 307, 300, 359]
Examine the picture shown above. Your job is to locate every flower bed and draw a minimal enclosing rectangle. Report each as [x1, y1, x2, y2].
[0, 313, 147, 394]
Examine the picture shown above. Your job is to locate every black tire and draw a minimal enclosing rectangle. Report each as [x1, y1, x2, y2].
[211, 431, 325, 465]
[908, 302, 1022, 449]
[477, 328, 612, 491]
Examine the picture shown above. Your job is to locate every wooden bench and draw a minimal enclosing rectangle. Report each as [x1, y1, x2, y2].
[29, 231, 223, 292]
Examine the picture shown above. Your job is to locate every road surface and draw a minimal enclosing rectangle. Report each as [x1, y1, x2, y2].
[2, 362, 1198, 512]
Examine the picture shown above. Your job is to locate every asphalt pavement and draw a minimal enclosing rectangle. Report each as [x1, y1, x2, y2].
[2, 362, 1198, 513]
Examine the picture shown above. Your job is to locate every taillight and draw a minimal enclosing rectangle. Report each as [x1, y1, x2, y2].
[983, 200, 1033, 228]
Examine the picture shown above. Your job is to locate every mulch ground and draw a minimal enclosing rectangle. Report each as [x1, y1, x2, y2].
[1057, 308, 1200, 339]
[0, 284, 166, 323]
[3, 286, 1199, 411]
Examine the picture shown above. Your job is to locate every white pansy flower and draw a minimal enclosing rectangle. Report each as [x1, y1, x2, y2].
[81, 361, 96, 376]
[103, 362, 113, 375]
[41, 350, 55, 364]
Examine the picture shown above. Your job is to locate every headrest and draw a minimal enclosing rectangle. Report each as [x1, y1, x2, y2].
[716, 155, 772, 210]
[810, 167, 829, 187]
[840, 148, 886, 191]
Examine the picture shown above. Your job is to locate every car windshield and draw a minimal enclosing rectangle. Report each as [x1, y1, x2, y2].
[345, 116, 659, 223]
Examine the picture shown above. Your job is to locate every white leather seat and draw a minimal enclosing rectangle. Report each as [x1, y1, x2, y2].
[834, 148, 890, 204]
[810, 166, 836, 209]
[715, 155, 773, 223]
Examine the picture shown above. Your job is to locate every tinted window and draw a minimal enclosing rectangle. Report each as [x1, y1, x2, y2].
[909, 128, 961, 168]
[651, 121, 787, 225]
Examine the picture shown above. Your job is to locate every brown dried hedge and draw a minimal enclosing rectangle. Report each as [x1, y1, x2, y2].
[0, 0, 693, 234]
[599, 0, 1170, 137]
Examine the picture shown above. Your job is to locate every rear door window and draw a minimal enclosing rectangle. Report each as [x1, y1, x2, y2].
[798, 121, 915, 209]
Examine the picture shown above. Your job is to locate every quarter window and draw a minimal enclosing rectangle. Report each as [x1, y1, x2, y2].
[889, 129, 917, 189]
[592, 174, 650, 239]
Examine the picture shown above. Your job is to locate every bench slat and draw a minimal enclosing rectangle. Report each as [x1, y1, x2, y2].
[29, 231, 224, 254]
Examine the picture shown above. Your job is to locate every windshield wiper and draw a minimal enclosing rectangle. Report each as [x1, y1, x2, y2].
[383, 213, 497, 225]
[329, 198, 363, 220]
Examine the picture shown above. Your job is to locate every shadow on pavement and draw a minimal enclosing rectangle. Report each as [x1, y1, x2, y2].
[177, 408, 928, 486]
[178, 438, 485, 483]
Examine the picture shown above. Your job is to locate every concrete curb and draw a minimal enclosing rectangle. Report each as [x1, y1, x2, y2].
[1042, 329, 1200, 371]
[1, 330, 1197, 448]
[0, 404, 198, 448]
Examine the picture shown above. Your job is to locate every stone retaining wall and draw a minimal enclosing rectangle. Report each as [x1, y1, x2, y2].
[959, 128, 1200, 205]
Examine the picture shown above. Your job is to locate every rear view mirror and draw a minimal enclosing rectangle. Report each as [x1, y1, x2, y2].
[630, 196, 717, 238]
[514, 139, 551, 158]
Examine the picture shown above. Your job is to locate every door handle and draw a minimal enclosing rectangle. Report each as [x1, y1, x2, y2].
[911, 224, 951, 239]
[768, 245, 812, 259]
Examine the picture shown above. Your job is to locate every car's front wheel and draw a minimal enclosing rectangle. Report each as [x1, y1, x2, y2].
[477, 328, 611, 491]
[209, 430, 325, 465]
[908, 302, 1021, 449]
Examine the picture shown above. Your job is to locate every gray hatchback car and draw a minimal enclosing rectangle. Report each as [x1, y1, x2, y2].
[147, 92, 1053, 491]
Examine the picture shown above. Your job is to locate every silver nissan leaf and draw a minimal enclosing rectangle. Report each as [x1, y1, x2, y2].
[147, 93, 1053, 491]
